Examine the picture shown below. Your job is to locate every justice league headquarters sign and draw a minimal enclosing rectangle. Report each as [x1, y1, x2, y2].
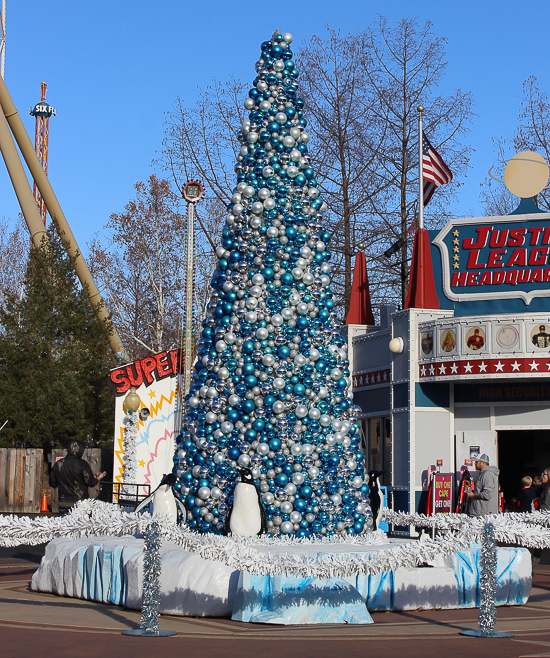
[434, 211, 550, 305]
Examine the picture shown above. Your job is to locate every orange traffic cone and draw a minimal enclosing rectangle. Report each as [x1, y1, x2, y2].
[40, 493, 48, 513]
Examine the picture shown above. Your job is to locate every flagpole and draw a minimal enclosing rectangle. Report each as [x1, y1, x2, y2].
[418, 105, 424, 230]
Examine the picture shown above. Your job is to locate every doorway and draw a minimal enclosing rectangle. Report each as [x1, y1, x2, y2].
[497, 429, 550, 508]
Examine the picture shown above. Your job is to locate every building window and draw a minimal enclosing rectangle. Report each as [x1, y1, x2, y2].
[365, 416, 391, 485]
[369, 418, 381, 471]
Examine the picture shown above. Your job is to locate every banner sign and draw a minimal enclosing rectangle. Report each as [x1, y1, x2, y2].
[108, 348, 182, 395]
[432, 473, 453, 515]
[434, 212, 550, 305]
[109, 350, 183, 497]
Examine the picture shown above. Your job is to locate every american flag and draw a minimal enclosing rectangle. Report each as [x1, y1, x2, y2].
[422, 131, 453, 206]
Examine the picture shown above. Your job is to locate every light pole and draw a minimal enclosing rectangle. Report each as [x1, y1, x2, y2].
[121, 386, 141, 499]
[182, 180, 204, 396]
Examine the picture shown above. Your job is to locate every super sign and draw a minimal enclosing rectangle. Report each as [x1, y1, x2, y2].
[434, 212, 550, 305]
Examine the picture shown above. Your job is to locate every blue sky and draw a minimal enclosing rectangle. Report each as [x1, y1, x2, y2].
[2, 0, 550, 252]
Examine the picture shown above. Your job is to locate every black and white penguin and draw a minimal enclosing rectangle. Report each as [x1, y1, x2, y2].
[224, 467, 268, 536]
[368, 470, 385, 531]
[135, 472, 187, 525]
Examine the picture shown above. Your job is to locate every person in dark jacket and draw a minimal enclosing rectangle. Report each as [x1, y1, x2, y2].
[49, 440, 106, 514]
[517, 476, 538, 512]
[467, 454, 500, 516]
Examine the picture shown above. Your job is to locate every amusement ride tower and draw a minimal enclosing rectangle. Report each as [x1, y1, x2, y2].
[29, 82, 55, 225]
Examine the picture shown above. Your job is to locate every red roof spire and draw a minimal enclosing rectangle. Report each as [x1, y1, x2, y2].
[346, 250, 375, 325]
[404, 228, 440, 310]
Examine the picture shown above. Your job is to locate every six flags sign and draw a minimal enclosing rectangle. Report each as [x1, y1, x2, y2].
[434, 212, 550, 305]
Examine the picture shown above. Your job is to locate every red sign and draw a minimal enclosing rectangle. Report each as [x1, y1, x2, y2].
[432, 473, 453, 514]
[108, 348, 182, 396]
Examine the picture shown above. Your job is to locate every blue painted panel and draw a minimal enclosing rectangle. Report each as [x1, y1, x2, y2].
[415, 382, 450, 407]
[415, 489, 428, 514]
[393, 383, 408, 408]
[232, 572, 374, 624]
[353, 387, 390, 414]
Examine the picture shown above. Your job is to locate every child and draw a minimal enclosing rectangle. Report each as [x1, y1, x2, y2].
[517, 476, 538, 512]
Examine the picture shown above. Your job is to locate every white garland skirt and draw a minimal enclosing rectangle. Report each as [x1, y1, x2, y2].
[383, 509, 550, 548]
[1, 501, 550, 578]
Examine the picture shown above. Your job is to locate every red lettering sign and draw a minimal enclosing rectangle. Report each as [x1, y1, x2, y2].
[109, 348, 182, 395]
[432, 474, 453, 516]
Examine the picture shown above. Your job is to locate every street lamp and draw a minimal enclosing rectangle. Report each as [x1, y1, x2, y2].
[182, 180, 204, 397]
[124, 386, 141, 413]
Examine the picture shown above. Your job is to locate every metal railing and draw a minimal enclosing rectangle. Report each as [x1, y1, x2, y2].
[102, 482, 151, 510]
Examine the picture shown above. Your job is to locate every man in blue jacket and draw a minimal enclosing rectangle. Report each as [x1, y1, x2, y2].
[467, 454, 500, 516]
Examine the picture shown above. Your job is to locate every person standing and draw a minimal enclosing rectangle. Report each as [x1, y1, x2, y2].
[517, 476, 538, 512]
[531, 468, 550, 572]
[467, 454, 500, 516]
[539, 468, 550, 510]
[49, 440, 106, 514]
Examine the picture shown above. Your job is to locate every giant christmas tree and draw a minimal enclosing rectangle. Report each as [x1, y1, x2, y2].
[174, 31, 371, 537]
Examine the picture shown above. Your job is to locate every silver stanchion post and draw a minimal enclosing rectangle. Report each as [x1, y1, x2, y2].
[460, 520, 513, 638]
[122, 520, 176, 637]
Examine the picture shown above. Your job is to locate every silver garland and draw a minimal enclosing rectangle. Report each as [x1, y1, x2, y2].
[122, 410, 138, 496]
[140, 521, 162, 636]
[478, 521, 497, 636]
[2, 500, 550, 579]
[383, 508, 550, 536]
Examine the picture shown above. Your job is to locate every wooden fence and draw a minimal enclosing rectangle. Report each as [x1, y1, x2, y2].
[0, 447, 112, 513]
[0, 448, 44, 513]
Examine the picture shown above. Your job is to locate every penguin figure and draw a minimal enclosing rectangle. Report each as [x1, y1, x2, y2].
[135, 472, 187, 525]
[368, 470, 385, 531]
[224, 468, 268, 537]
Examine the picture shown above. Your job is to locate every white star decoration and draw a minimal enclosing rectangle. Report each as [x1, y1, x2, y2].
[439, 364, 446, 374]
[529, 360, 539, 371]
[429, 365, 435, 375]
[420, 366, 426, 376]
[495, 361, 504, 372]
[464, 362, 473, 373]
[478, 362, 487, 373]
[450, 363, 458, 374]
[511, 361, 521, 372]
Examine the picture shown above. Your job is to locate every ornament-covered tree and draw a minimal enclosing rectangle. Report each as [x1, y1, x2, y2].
[174, 31, 371, 537]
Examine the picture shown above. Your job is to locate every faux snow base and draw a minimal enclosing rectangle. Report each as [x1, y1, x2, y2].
[30, 536, 532, 624]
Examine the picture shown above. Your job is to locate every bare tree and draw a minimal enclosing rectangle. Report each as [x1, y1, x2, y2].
[481, 76, 550, 216]
[358, 17, 473, 306]
[0, 217, 27, 311]
[161, 18, 474, 314]
[161, 81, 242, 335]
[297, 29, 391, 314]
[162, 79, 248, 204]
[480, 139, 517, 216]
[88, 175, 187, 360]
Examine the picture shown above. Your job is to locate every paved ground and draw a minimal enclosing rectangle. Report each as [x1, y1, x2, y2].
[1, 545, 550, 658]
